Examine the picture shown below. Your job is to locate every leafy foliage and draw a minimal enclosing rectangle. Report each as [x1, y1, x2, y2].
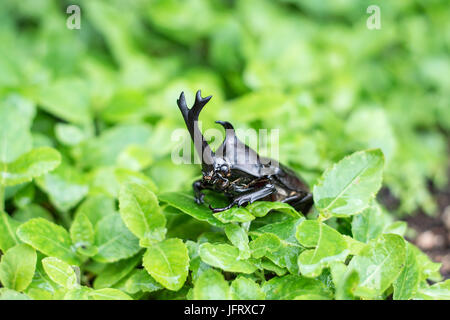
[0, 0, 448, 300]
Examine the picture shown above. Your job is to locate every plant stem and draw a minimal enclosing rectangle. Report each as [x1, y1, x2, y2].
[0, 185, 5, 212]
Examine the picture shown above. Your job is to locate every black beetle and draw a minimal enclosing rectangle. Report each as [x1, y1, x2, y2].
[177, 90, 313, 213]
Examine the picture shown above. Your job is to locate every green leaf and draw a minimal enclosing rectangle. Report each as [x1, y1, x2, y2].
[36, 78, 91, 125]
[296, 220, 349, 277]
[93, 254, 141, 289]
[414, 279, 450, 300]
[0, 147, 61, 187]
[335, 269, 360, 300]
[89, 288, 132, 300]
[0, 244, 36, 291]
[143, 238, 189, 291]
[13, 184, 35, 209]
[213, 207, 255, 223]
[393, 242, 420, 300]
[0, 288, 32, 300]
[25, 258, 62, 300]
[79, 124, 152, 168]
[17, 218, 79, 265]
[125, 269, 162, 294]
[262, 275, 332, 300]
[249, 233, 282, 259]
[117, 145, 153, 171]
[119, 183, 166, 246]
[159, 192, 225, 227]
[313, 149, 384, 218]
[224, 224, 251, 259]
[55, 123, 86, 146]
[411, 245, 442, 282]
[42, 257, 78, 289]
[258, 258, 287, 276]
[348, 234, 406, 298]
[193, 269, 230, 300]
[36, 163, 89, 212]
[0, 211, 21, 252]
[70, 213, 96, 256]
[265, 244, 303, 275]
[63, 287, 93, 300]
[93, 213, 140, 263]
[199, 243, 257, 274]
[0, 95, 34, 163]
[13, 204, 53, 223]
[230, 276, 265, 300]
[115, 168, 158, 193]
[251, 217, 304, 246]
[351, 203, 393, 243]
[75, 195, 116, 227]
[246, 201, 300, 217]
[383, 221, 407, 237]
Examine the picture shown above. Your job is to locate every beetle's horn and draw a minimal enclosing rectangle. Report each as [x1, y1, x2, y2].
[177, 90, 214, 166]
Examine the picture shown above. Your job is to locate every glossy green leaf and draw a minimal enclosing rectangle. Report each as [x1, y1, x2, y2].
[13, 184, 35, 209]
[249, 233, 282, 259]
[25, 258, 62, 300]
[0, 288, 32, 300]
[75, 195, 116, 226]
[348, 234, 406, 298]
[193, 269, 230, 300]
[0, 244, 36, 291]
[70, 213, 96, 256]
[115, 168, 158, 193]
[313, 149, 384, 218]
[36, 163, 89, 212]
[119, 183, 166, 246]
[159, 192, 225, 227]
[125, 269, 162, 294]
[246, 201, 300, 217]
[411, 245, 442, 282]
[393, 242, 420, 300]
[89, 288, 132, 300]
[143, 238, 189, 291]
[17, 218, 79, 265]
[93, 254, 141, 289]
[296, 220, 349, 277]
[0, 211, 21, 252]
[230, 276, 265, 300]
[13, 204, 53, 223]
[42, 257, 78, 289]
[213, 206, 255, 223]
[413, 280, 450, 300]
[93, 213, 140, 263]
[251, 217, 304, 246]
[55, 124, 86, 146]
[0, 95, 34, 164]
[63, 287, 93, 300]
[262, 275, 332, 300]
[0, 147, 61, 187]
[36, 78, 91, 125]
[335, 269, 360, 300]
[117, 145, 153, 171]
[79, 124, 152, 168]
[199, 243, 257, 274]
[351, 203, 393, 243]
[224, 224, 251, 259]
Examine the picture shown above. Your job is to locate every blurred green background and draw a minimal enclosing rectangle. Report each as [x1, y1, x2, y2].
[0, 0, 448, 217]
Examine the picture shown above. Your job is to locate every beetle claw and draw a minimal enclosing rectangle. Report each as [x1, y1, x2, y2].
[195, 193, 205, 204]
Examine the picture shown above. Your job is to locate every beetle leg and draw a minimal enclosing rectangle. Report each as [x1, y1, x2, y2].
[209, 183, 276, 213]
[193, 179, 212, 204]
[282, 193, 313, 214]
